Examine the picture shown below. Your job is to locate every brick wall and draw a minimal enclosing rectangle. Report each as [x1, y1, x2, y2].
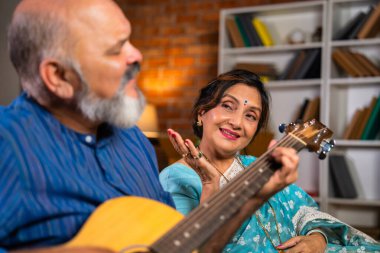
[117, 0, 300, 136]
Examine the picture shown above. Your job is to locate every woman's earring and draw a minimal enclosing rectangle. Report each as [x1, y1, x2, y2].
[196, 120, 203, 127]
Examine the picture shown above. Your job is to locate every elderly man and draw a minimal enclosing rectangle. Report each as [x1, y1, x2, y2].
[0, 0, 299, 252]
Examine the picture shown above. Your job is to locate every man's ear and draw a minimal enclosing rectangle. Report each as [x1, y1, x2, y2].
[39, 59, 75, 99]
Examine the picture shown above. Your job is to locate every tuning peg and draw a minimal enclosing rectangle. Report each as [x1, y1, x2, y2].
[278, 123, 286, 133]
[318, 139, 335, 160]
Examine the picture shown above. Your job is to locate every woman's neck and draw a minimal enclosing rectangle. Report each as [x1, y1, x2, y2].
[197, 143, 236, 174]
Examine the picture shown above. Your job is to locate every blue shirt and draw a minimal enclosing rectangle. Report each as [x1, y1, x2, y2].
[0, 94, 174, 250]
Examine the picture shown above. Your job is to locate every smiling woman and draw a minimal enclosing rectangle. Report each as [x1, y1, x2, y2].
[159, 69, 380, 253]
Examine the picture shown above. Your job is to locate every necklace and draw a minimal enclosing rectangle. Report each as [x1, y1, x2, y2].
[197, 147, 230, 183]
[235, 157, 284, 252]
[256, 203, 284, 252]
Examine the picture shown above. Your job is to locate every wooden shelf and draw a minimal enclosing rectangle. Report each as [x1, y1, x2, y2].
[223, 42, 323, 55]
[328, 198, 380, 207]
[335, 140, 380, 147]
[330, 77, 380, 86]
[266, 79, 321, 89]
[219, 0, 380, 228]
[331, 38, 380, 47]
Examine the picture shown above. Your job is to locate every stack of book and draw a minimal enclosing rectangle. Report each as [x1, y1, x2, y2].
[294, 96, 320, 123]
[329, 154, 358, 199]
[333, 2, 380, 40]
[279, 49, 321, 80]
[225, 14, 274, 48]
[342, 94, 380, 140]
[332, 49, 380, 77]
[233, 62, 278, 82]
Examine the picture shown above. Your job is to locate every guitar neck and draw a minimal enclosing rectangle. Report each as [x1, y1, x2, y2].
[151, 133, 306, 253]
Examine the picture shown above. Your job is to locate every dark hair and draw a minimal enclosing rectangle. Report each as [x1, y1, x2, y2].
[192, 69, 270, 139]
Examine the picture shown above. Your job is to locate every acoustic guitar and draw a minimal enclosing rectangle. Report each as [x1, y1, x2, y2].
[65, 119, 335, 253]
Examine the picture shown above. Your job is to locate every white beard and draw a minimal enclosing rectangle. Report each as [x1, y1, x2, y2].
[78, 87, 146, 129]
[71, 61, 145, 128]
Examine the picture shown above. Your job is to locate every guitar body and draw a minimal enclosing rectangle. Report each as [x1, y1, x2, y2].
[65, 197, 184, 252]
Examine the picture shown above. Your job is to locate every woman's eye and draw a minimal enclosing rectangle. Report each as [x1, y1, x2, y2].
[246, 114, 257, 121]
[221, 103, 233, 111]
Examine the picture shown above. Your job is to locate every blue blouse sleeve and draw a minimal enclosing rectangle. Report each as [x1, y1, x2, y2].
[159, 155, 256, 216]
[159, 163, 202, 215]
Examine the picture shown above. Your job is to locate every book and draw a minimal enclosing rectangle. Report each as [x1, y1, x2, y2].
[238, 14, 263, 46]
[225, 17, 245, 48]
[332, 49, 362, 77]
[349, 108, 369, 139]
[234, 63, 277, 78]
[285, 50, 307, 80]
[252, 17, 274, 46]
[329, 154, 358, 198]
[361, 95, 380, 140]
[302, 96, 320, 122]
[347, 7, 375, 40]
[350, 52, 380, 76]
[346, 51, 371, 77]
[343, 109, 360, 139]
[355, 96, 378, 139]
[279, 51, 302, 80]
[352, 106, 370, 139]
[333, 11, 366, 40]
[234, 15, 250, 47]
[293, 49, 320, 79]
[304, 51, 321, 79]
[342, 108, 362, 139]
[295, 98, 310, 122]
[357, 2, 380, 39]
[234, 63, 275, 73]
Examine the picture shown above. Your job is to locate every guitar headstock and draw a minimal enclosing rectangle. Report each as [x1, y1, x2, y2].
[279, 119, 335, 159]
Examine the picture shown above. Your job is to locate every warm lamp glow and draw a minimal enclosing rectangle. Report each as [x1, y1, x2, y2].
[137, 103, 159, 138]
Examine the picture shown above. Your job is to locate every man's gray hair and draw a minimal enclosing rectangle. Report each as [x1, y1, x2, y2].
[7, 10, 71, 103]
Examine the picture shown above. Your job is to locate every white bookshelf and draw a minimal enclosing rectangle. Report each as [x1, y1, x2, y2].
[219, 0, 380, 229]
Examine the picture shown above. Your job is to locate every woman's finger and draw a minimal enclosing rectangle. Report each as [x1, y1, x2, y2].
[167, 128, 190, 157]
[277, 236, 304, 250]
[184, 139, 203, 160]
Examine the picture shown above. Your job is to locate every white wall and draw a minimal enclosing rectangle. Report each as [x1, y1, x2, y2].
[0, 0, 20, 105]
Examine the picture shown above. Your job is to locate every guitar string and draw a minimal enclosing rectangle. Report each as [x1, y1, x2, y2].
[152, 134, 302, 252]
[153, 134, 303, 252]
[152, 133, 305, 252]
[175, 134, 298, 230]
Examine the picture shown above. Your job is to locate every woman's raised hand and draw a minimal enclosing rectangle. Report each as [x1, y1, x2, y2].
[167, 129, 221, 201]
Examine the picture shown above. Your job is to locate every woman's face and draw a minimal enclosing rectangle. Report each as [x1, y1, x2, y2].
[199, 83, 262, 157]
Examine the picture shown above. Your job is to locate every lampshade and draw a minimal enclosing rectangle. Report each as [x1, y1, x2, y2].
[136, 103, 159, 138]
